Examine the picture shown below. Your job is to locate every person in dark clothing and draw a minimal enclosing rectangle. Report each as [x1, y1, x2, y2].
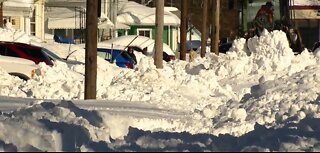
[127, 47, 137, 65]
[312, 41, 320, 52]
[253, 1, 274, 35]
[287, 28, 305, 53]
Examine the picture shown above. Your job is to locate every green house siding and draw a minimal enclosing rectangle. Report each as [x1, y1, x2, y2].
[126, 25, 170, 45]
[117, 25, 178, 51]
[118, 29, 127, 37]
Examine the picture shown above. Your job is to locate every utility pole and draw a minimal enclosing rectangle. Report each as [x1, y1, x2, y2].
[180, 0, 188, 60]
[210, 0, 214, 54]
[214, 0, 220, 55]
[155, 0, 164, 68]
[0, 2, 3, 28]
[201, 0, 208, 58]
[85, 0, 98, 99]
[210, 0, 219, 55]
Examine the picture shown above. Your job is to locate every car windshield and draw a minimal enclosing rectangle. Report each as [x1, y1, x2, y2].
[41, 48, 63, 61]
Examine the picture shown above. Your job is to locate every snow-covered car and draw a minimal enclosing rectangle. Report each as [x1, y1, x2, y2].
[0, 41, 83, 67]
[41, 47, 84, 66]
[0, 55, 41, 80]
[98, 35, 176, 62]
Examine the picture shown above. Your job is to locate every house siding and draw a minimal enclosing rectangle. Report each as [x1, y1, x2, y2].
[127, 25, 170, 45]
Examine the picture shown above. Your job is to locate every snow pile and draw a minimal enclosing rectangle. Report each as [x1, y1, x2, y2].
[1, 28, 320, 138]
[0, 28, 42, 46]
[0, 101, 111, 151]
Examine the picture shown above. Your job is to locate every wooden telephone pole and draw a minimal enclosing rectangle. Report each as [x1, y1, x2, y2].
[201, 0, 208, 58]
[85, 0, 98, 99]
[180, 0, 188, 60]
[210, 0, 220, 55]
[155, 0, 164, 68]
[214, 0, 220, 55]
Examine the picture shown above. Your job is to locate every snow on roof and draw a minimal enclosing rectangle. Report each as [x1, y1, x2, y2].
[293, 0, 320, 6]
[290, 0, 320, 19]
[46, 7, 114, 29]
[3, 0, 34, 7]
[117, 1, 180, 26]
[2, 0, 34, 17]
[44, 0, 86, 7]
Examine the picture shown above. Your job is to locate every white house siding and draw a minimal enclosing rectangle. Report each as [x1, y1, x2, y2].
[2, 0, 34, 34]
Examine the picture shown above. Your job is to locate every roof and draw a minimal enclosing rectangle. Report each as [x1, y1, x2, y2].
[46, 7, 114, 29]
[44, 0, 86, 7]
[292, 0, 320, 6]
[117, 1, 180, 26]
[290, 0, 320, 19]
[2, 0, 34, 17]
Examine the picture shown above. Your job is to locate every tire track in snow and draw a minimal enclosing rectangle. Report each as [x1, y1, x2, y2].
[0, 96, 192, 120]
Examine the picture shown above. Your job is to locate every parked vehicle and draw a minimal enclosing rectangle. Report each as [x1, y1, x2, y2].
[186, 40, 202, 52]
[0, 41, 54, 66]
[53, 35, 75, 44]
[41, 47, 84, 66]
[0, 55, 41, 80]
[0, 41, 82, 66]
[98, 35, 176, 62]
[97, 48, 135, 69]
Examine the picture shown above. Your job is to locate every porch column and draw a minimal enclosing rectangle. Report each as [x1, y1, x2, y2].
[111, 0, 118, 38]
[24, 17, 31, 35]
[38, 0, 45, 40]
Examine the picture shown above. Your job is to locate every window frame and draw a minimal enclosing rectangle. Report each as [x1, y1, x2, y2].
[137, 28, 152, 39]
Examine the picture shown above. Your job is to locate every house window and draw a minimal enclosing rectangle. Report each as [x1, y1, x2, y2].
[11, 19, 15, 25]
[30, 9, 36, 36]
[137, 29, 152, 38]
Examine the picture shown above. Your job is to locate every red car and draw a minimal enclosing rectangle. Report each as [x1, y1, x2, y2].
[0, 41, 54, 66]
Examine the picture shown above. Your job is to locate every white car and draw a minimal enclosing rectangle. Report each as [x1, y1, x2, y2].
[0, 55, 41, 80]
[98, 35, 176, 62]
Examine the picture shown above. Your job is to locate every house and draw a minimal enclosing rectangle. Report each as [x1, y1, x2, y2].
[0, 0, 37, 35]
[116, 1, 180, 51]
[290, 0, 320, 49]
[44, 0, 114, 43]
[131, 0, 240, 45]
